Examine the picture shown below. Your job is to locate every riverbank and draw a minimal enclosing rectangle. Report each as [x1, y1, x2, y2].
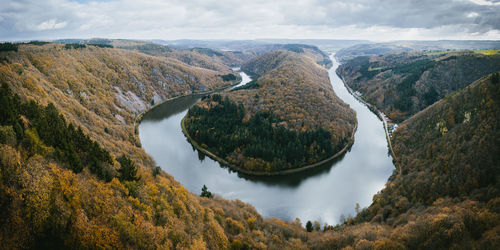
[335, 72, 400, 174]
[133, 77, 243, 139]
[139, 55, 394, 223]
[181, 115, 357, 176]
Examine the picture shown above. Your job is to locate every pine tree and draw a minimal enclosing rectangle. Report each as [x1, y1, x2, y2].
[306, 221, 313, 232]
[117, 155, 140, 181]
[200, 185, 212, 198]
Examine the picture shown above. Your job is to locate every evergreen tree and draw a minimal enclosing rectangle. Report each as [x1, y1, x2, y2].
[306, 221, 313, 232]
[200, 185, 212, 198]
[117, 155, 140, 182]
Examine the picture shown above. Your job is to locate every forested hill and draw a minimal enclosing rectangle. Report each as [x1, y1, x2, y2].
[393, 73, 500, 200]
[0, 42, 241, 154]
[53, 38, 333, 71]
[0, 43, 320, 248]
[335, 40, 500, 62]
[55, 38, 253, 72]
[185, 50, 356, 173]
[353, 72, 500, 248]
[244, 44, 333, 68]
[337, 50, 500, 122]
[301, 72, 500, 249]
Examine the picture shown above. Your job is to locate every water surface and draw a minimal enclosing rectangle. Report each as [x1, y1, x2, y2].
[139, 57, 394, 224]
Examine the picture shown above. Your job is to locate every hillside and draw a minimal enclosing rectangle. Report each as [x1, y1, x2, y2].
[336, 40, 500, 62]
[184, 51, 356, 174]
[244, 44, 333, 68]
[288, 72, 500, 249]
[0, 43, 320, 249]
[168, 44, 333, 70]
[0, 43, 241, 154]
[55, 38, 252, 72]
[157, 39, 333, 68]
[337, 51, 500, 122]
[2, 41, 499, 249]
[348, 73, 500, 248]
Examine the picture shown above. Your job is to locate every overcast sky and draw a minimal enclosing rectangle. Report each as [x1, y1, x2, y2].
[1, 0, 500, 41]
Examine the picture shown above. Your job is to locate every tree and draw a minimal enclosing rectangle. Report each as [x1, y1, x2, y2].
[313, 221, 321, 231]
[306, 221, 313, 232]
[200, 185, 212, 198]
[492, 72, 499, 85]
[117, 155, 140, 181]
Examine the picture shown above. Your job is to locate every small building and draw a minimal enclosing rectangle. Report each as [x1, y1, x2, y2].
[390, 124, 398, 133]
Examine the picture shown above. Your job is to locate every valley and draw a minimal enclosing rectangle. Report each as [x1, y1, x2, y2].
[1, 39, 499, 249]
[139, 55, 394, 226]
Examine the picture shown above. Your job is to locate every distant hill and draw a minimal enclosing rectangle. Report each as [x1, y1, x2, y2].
[336, 40, 500, 62]
[156, 39, 334, 68]
[54, 38, 250, 71]
[54, 38, 333, 70]
[243, 44, 332, 68]
[337, 50, 500, 122]
[184, 50, 356, 173]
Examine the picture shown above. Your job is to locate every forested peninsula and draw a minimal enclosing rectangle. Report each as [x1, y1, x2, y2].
[184, 50, 356, 174]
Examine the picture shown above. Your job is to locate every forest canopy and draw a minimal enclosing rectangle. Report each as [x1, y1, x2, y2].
[0, 82, 114, 181]
[337, 51, 500, 122]
[184, 50, 356, 174]
[185, 94, 344, 172]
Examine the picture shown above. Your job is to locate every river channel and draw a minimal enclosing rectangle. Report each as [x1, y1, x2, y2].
[139, 56, 394, 225]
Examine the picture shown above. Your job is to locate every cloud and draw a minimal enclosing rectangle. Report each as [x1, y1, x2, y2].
[0, 0, 499, 41]
[32, 19, 68, 31]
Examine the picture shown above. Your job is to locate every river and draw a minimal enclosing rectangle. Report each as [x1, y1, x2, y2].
[139, 55, 394, 225]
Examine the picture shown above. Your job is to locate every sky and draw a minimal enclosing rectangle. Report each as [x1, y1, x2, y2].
[1, 0, 500, 41]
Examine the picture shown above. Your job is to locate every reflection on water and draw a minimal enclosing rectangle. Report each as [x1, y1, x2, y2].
[230, 71, 252, 89]
[139, 58, 394, 225]
[142, 95, 201, 121]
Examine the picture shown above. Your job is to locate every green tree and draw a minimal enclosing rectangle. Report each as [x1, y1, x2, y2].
[306, 221, 313, 232]
[492, 72, 499, 85]
[200, 185, 212, 198]
[117, 155, 140, 181]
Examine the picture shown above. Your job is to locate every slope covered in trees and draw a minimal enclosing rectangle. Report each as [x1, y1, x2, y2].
[291, 72, 500, 249]
[0, 43, 240, 154]
[185, 51, 356, 173]
[0, 43, 320, 248]
[335, 40, 500, 62]
[243, 43, 333, 68]
[3, 41, 498, 249]
[337, 51, 500, 122]
[351, 73, 500, 248]
[55, 38, 254, 72]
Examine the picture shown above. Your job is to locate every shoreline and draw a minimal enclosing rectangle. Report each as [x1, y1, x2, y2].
[335, 71, 400, 174]
[133, 77, 243, 139]
[181, 115, 357, 176]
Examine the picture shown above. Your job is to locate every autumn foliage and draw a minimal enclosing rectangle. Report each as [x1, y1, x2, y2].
[337, 51, 500, 122]
[186, 51, 356, 173]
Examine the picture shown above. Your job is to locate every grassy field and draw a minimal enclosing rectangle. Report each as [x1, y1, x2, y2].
[474, 49, 499, 55]
[423, 49, 499, 56]
[423, 50, 456, 56]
